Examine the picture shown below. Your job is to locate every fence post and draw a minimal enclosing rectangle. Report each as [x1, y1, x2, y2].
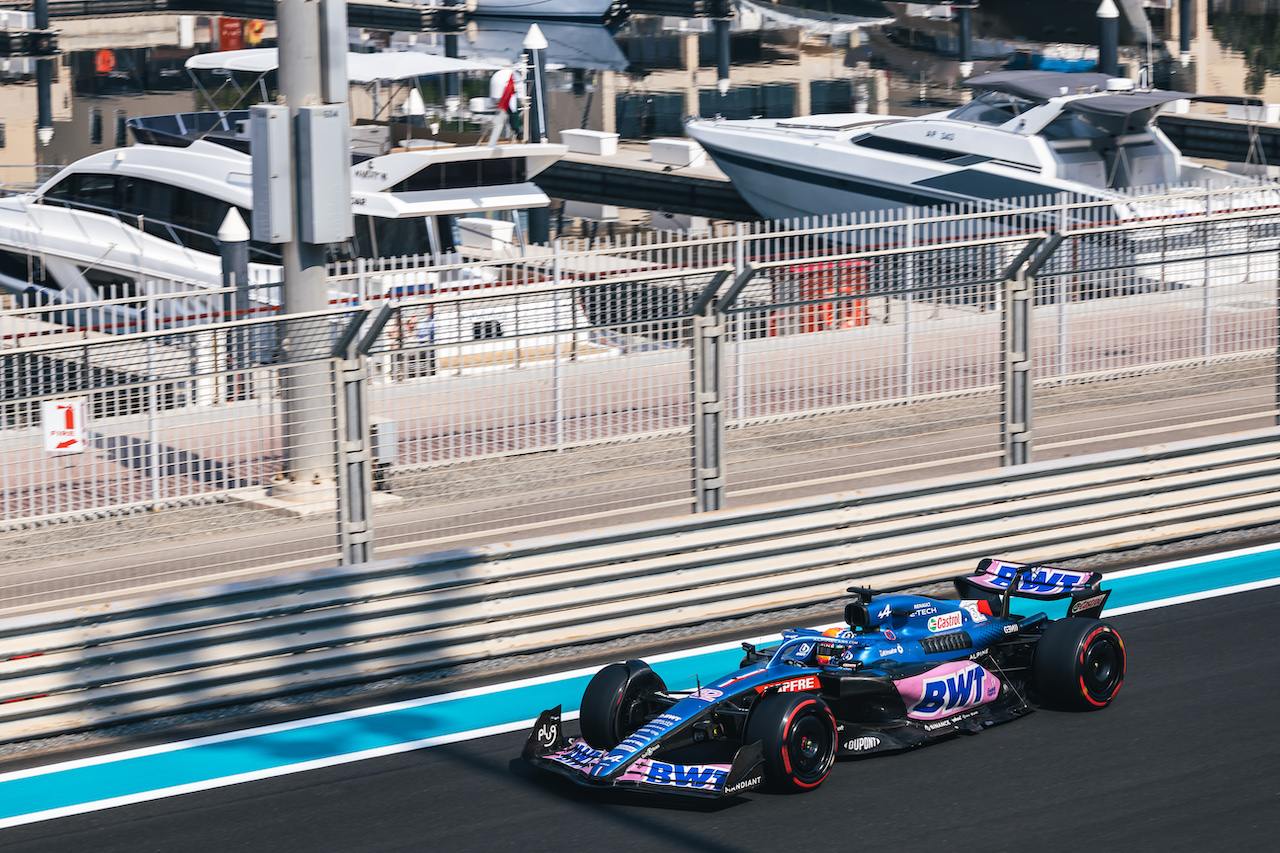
[690, 266, 755, 512]
[692, 307, 727, 513]
[1003, 265, 1033, 467]
[1003, 233, 1063, 466]
[331, 307, 386, 565]
[553, 241, 566, 450]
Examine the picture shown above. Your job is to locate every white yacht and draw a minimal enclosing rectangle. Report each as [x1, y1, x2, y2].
[0, 50, 567, 329]
[685, 70, 1266, 221]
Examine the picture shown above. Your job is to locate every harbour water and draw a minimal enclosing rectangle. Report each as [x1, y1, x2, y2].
[0, 1, 1277, 240]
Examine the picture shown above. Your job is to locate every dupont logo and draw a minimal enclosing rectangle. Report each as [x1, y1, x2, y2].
[928, 612, 964, 633]
[843, 736, 881, 751]
[757, 674, 820, 694]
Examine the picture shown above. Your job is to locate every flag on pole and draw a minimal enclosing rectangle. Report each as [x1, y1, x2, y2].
[497, 71, 522, 137]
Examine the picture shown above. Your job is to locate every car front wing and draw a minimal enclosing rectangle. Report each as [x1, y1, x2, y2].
[522, 707, 765, 798]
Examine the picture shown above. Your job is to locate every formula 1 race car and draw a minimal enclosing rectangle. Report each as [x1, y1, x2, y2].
[522, 558, 1126, 798]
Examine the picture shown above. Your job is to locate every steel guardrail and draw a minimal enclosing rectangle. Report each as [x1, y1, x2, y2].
[0, 425, 1278, 743]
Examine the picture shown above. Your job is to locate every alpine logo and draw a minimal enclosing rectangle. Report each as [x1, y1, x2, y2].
[928, 612, 964, 633]
[878, 604, 892, 619]
[757, 674, 821, 694]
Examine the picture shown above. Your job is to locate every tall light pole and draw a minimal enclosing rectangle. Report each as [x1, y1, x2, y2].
[264, 0, 353, 504]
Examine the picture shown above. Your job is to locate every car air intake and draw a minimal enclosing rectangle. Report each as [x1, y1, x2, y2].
[920, 631, 974, 655]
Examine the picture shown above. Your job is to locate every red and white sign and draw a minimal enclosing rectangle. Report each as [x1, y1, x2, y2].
[42, 399, 87, 453]
[214, 17, 245, 52]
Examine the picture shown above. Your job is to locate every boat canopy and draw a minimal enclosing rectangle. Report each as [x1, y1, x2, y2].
[186, 49, 503, 82]
[964, 70, 1254, 135]
[965, 71, 1117, 101]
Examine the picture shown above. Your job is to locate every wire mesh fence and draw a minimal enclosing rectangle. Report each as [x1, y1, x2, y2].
[1, 183, 1278, 611]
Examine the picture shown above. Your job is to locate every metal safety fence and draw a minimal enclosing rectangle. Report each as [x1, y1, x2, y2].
[1, 425, 1276, 745]
[1, 183, 1278, 612]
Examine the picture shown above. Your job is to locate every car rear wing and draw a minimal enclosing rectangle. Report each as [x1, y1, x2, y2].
[954, 558, 1111, 619]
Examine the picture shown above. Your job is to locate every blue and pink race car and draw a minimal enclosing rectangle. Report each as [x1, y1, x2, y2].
[522, 558, 1126, 797]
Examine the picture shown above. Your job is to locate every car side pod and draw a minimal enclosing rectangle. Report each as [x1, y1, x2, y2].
[521, 706, 768, 798]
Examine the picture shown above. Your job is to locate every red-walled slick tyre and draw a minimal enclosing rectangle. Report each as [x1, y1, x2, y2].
[1033, 618, 1126, 711]
[744, 692, 838, 793]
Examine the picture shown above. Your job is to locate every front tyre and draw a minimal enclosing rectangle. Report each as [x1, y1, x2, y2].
[744, 692, 838, 793]
[1033, 618, 1126, 711]
[579, 659, 667, 750]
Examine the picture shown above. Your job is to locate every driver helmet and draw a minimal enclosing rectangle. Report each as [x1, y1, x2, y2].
[815, 627, 846, 666]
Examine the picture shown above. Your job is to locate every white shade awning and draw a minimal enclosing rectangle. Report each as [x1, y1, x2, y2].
[186, 49, 504, 81]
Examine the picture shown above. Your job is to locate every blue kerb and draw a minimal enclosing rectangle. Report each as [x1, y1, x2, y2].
[1, 550, 1277, 823]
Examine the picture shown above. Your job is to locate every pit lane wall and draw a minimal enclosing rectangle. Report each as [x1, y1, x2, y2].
[0, 424, 1278, 744]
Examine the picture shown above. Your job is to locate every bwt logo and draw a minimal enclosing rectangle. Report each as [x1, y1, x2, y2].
[647, 762, 721, 788]
[987, 567, 1090, 593]
[910, 664, 990, 719]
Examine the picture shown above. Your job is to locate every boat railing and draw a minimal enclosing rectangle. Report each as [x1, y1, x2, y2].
[34, 195, 282, 265]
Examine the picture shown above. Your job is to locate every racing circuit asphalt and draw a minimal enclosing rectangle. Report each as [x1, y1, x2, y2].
[0, 585, 1276, 853]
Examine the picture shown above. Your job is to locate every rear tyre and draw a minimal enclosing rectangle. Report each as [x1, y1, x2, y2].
[579, 659, 667, 750]
[1033, 618, 1126, 711]
[744, 692, 838, 793]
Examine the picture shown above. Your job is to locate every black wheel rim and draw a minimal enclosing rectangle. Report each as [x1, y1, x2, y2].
[786, 713, 834, 782]
[1082, 638, 1120, 698]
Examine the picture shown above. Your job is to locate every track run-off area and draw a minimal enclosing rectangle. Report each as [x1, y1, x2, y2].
[1, 546, 1279, 851]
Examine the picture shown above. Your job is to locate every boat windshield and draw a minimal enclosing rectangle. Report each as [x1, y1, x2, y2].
[949, 91, 1039, 126]
[1036, 112, 1110, 141]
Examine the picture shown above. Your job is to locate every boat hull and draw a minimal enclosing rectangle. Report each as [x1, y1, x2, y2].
[687, 120, 1081, 222]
